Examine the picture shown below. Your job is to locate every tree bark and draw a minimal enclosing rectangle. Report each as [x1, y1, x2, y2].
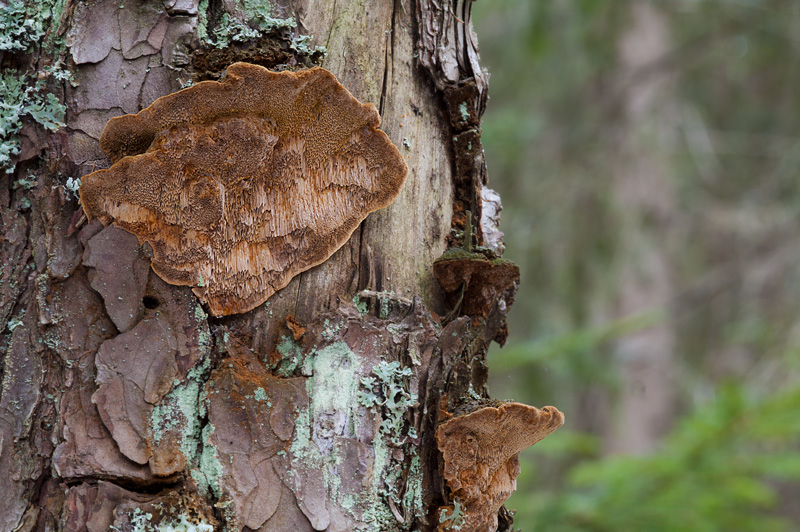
[0, 1, 544, 530]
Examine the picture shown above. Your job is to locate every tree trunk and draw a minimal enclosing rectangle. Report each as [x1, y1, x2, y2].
[605, 2, 678, 455]
[0, 1, 557, 531]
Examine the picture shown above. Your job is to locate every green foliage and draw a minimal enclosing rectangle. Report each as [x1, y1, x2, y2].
[1, 71, 66, 174]
[523, 383, 800, 532]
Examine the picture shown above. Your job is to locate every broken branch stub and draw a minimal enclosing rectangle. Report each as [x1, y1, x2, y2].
[80, 62, 408, 316]
[436, 402, 564, 532]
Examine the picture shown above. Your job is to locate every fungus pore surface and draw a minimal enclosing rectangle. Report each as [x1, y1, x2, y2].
[436, 402, 564, 531]
[80, 62, 408, 316]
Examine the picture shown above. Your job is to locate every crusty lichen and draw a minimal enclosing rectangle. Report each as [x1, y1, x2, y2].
[193, 424, 224, 498]
[272, 334, 303, 376]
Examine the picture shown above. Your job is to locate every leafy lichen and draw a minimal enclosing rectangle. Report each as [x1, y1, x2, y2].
[211, 13, 262, 48]
[1, 71, 66, 173]
[156, 514, 214, 532]
[115, 508, 214, 532]
[272, 334, 303, 376]
[199, 0, 326, 58]
[0, 0, 43, 52]
[358, 360, 423, 529]
[359, 360, 417, 445]
[438, 500, 466, 530]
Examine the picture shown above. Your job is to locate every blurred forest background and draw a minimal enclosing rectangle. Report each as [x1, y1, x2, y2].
[473, 1, 800, 530]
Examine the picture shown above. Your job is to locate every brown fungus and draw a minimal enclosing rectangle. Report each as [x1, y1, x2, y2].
[433, 247, 520, 319]
[436, 402, 564, 532]
[80, 62, 408, 316]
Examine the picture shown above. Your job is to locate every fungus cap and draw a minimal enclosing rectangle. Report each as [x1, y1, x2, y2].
[80, 63, 408, 316]
[436, 402, 564, 531]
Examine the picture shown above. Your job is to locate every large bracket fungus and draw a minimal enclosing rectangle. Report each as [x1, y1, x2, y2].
[80, 62, 408, 316]
[436, 402, 564, 532]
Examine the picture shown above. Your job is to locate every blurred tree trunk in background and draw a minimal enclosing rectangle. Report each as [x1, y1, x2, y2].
[0, 1, 525, 531]
[605, 2, 677, 455]
[474, 1, 800, 529]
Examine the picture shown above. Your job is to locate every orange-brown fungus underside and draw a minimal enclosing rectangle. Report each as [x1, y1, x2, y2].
[436, 403, 564, 531]
[80, 63, 408, 316]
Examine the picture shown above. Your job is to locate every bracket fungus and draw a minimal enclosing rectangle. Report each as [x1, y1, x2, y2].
[436, 402, 564, 532]
[80, 62, 408, 316]
[433, 246, 520, 318]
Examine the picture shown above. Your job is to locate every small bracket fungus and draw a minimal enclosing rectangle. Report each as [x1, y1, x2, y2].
[433, 246, 520, 319]
[436, 402, 564, 532]
[80, 62, 408, 316]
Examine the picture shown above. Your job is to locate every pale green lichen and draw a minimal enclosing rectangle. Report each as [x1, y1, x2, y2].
[310, 341, 361, 422]
[193, 424, 224, 497]
[203, 1, 294, 50]
[12, 173, 35, 190]
[124, 508, 154, 532]
[148, 332, 219, 499]
[241, 0, 296, 32]
[403, 453, 424, 517]
[352, 293, 368, 315]
[438, 499, 466, 530]
[200, 0, 325, 58]
[290, 34, 327, 56]
[114, 508, 214, 532]
[458, 102, 469, 122]
[378, 294, 392, 320]
[0, 0, 43, 52]
[358, 360, 423, 529]
[253, 386, 269, 403]
[211, 13, 261, 48]
[1, 0, 71, 56]
[272, 334, 303, 376]
[150, 376, 203, 451]
[156, 514, 214, 532]
[63, 176, 80, 199]
[285, 331, 424, 531]
[320, 318, 343, 340]
[1, 71, 66, 173]
[6, 312, 24, 332]
[196, 0, 209, 41]
[359, 360, 417, 445]
[361, 435, 398, 530]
